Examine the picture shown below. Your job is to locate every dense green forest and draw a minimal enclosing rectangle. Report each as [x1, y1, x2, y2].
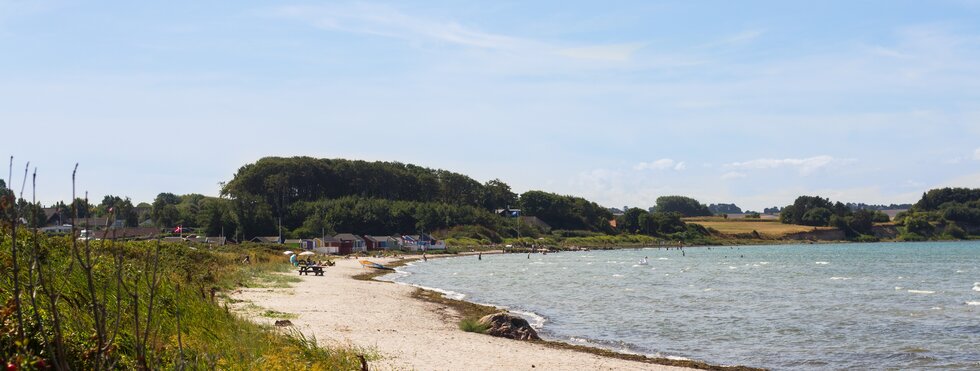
[213, 157, 624, 240]
[779, 189, 980, 241]
[894, 187, 980, 240]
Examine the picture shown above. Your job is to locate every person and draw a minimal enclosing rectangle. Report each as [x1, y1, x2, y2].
[289, 253, 297, 267]
[306, 257, 313, 265]
[478, 252, 482, 260]
[242, 255, 251, 264]
[422, 253, 427, 262]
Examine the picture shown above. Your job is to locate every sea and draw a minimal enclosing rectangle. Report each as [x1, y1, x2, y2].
[383, 241, 980, 370]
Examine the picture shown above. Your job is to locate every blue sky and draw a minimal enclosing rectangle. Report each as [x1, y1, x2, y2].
[2, 0, 980, 211]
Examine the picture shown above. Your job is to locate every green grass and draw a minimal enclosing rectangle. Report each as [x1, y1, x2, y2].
[0, 233, 372, 369]
[261, 310, 297, 319]
[458, 318, 489, 333]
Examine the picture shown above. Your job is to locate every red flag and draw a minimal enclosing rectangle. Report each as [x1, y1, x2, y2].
[174, 225, 182, 233]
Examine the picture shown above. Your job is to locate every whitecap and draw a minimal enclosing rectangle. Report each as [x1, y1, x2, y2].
[612, 274, 624, 277]
[509, 309, 547, 328]
[955, 270, 964, 273]
[895, 286, 903, 290]
[967, 301, 980, 306]
[815, 261, 829, 265]
[631, 265, 642, 268]
[759, 262, 770, 265]
[729, 266, 737, 269]
[931, 307, 943, 310]
[703, 288, 714, 292]
[973, 283, 980, 292]
[907, 290, 935, 294]
[830, 277, 851, 280]
[658, 258, 669, 260]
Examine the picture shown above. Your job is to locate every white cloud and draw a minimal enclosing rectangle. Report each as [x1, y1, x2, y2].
[725, 155, 854, 175]
[721, 172, 747, 180]
[634, 158, 684, 171]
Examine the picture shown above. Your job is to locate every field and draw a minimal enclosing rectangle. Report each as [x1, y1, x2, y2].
[684, 217, 833, 237]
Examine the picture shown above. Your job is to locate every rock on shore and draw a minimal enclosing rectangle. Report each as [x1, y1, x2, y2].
[479, 313, 540, 340]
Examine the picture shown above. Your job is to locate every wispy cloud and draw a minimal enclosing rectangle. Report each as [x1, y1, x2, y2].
[272, 4, 644, 63]
[974, 147, 980, 160]
[634, 158, 685, 171]
[274, 4, 523, 49]
[725, 155, 854, 175]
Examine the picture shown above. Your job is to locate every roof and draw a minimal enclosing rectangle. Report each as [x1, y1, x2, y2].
[334, 233, 364, 241]
[363, 235, 394, 242]
[250, 236, 281, 243]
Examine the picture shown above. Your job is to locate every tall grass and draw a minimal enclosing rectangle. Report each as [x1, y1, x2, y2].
[0, 231, 368, 369]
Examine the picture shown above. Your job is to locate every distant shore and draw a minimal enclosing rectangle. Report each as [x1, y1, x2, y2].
[231, 256, 756, 370]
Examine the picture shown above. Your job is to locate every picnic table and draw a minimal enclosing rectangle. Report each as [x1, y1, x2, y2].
[298, 265, 325, 276]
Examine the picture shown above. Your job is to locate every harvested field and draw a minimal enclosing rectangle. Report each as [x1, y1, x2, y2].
[684, 217, 833, 237]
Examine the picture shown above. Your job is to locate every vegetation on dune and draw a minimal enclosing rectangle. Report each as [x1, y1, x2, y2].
[0, 226, 369, 369]
[894, 187, 980, 240]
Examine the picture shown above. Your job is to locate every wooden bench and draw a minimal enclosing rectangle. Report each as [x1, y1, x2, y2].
[298, 265, 324, 276]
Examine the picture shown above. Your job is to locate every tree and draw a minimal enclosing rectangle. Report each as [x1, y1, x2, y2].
[98, 195, 139, 227]
[152, 193, 181, 228]
[801, 207, 832, 226]
[482, 179, 517, 211]
[654, 196, 711, 217]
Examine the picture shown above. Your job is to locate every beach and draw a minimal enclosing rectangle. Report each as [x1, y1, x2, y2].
[230, 257, 695, 370]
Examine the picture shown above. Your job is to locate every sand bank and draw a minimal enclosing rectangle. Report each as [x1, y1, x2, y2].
[231, 257, 695, 370]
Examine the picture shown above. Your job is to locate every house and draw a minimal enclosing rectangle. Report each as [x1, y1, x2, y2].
[401, 234, 446, 251]
[100, 227, 160, 239]
[70, 216, 112, 229]
[250, 236, 282, 244]
[363, 235, 397, 250]
[283, 239, 316, 250]
[495, 208, 521, 218]
[334, 233, 366, 255]
[313, 236, 341, 254]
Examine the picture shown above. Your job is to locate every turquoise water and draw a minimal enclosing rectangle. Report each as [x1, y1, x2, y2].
[387, 241, 980, 369]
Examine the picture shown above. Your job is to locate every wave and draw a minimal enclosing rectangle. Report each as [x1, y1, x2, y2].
[830, 277, 852, 280]
[973, 283, 980, 292]
[815, 261, 830, 265]
[967, 301, 980, 306]
[907, 290, 935, 294]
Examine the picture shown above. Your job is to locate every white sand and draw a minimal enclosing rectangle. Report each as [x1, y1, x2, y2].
[231, 258, 694, 370]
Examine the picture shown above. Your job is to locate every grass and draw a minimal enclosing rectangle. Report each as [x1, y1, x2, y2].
[458, 318, 489, 333]
[0, 233, 372, 369]
[261, 310, 297, 319]
[684, 217, 832, 237]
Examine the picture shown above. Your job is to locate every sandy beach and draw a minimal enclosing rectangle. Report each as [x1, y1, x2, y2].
[231, 257, 695, 370]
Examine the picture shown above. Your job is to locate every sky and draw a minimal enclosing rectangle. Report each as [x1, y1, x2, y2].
[2, 0, 980, 211]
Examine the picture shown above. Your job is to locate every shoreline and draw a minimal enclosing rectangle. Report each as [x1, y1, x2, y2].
[230, 256, 761, 370]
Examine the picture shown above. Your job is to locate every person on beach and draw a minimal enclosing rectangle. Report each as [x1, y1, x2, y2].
[289, 253, 297, 266]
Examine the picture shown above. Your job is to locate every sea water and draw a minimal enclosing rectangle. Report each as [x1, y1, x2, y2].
[385, 241, 980, 369]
